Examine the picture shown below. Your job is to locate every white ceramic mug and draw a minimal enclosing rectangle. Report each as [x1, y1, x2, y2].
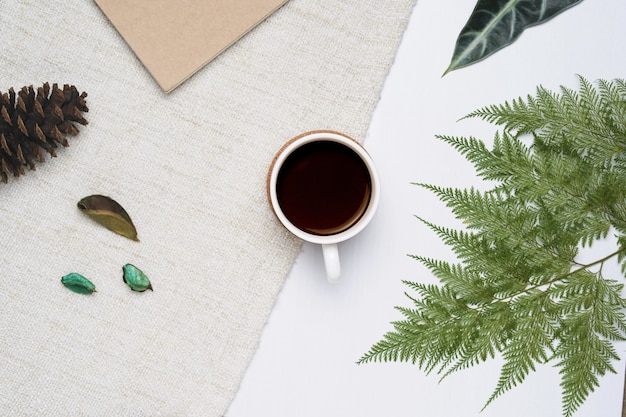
[267, 130, 380, 283]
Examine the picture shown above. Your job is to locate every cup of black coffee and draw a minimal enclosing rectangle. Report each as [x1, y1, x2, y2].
[267, 130, 380, 283]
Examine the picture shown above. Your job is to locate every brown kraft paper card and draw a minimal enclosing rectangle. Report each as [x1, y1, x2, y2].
[94, 0, 289, 93]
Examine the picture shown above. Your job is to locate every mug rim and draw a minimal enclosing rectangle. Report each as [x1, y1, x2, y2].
[267, 130, 380, 245]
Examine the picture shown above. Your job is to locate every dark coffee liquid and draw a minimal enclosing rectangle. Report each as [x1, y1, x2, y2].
[276, 140, 372, 235]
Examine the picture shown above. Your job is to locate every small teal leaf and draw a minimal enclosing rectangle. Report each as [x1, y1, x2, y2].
[122, 263, 153, 292]
[444, 0, 584, 75]
[61, 272, 96, 295]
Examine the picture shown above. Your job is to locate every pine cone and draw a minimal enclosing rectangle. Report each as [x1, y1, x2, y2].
[0, 83, 88, 184]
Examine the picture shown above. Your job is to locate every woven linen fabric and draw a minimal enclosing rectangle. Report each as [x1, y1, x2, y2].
[0, 0, 416, 415]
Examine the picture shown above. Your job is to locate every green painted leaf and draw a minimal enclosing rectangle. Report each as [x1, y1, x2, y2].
[61, 272, 96, 295]
[444, 0, 584, 75]
[122, 263, 153, 292]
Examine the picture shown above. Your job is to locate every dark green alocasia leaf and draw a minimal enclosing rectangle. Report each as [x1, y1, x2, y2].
[444, 0, 584, 75]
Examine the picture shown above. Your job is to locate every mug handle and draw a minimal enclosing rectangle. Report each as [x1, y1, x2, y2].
[322, 243, 341, 283]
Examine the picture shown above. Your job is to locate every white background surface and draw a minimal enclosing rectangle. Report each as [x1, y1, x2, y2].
[227, 1, 626, 416]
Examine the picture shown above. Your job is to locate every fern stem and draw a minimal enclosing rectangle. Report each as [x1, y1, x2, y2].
[495, 247, 626, 304]
[574, 247, 626, 273]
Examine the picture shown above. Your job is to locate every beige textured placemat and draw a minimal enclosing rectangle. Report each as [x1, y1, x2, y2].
[0, 0, 417, 415]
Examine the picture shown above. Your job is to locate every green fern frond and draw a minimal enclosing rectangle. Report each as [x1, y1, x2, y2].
[417, 185, 505, 229]
[438, 301, 513, 380]
[409, 256, 490, 305]
[463, 94, 544, 134]
[555, 306, 621, 417]
[361, 77, 626, 416]
[484, 311, 553, 410]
